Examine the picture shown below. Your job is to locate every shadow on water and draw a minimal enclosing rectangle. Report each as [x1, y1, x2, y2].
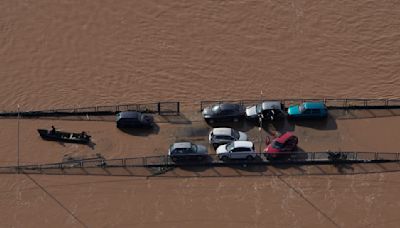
[87, 141, 96, 150]
[177, 126, 210, 138]
[118, 124, 160, 136]
[267, 114, 337, 132]
[50, 138, 96, 149]
[331, 108, 400, 120]
[266, 119, 294, 134]
[206, 119, 255, 132]
[159, 113, 192, 124]
[10, 161, 400, 179]
[332, 162, 355, 173]
[292, 114, 337, 130]
[233, 163, 268, 173]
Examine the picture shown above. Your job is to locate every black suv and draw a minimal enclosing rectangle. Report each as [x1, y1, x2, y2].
[116, 111, 154, 128]
[202, 103, 245, 123]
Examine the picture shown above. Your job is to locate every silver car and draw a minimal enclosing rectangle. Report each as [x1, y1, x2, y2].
[208, 128, 248, 149]
[216, 141, 257, 161]
[246, 101, 285, 121]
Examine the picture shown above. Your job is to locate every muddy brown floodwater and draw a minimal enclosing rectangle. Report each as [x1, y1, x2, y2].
[0, 0, 400, 227]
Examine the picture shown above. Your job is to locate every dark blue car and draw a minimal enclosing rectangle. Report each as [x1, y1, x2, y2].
[116, 111, 154, 128]
[287, 102, 328, 119]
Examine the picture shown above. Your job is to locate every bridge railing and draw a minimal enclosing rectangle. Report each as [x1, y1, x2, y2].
[0, 101, 180, 117]
[200, 98, 400, 111]
[7, 151, 399, 172]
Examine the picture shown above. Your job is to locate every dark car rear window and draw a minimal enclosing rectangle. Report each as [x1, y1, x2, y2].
[221, 103, 239, 111]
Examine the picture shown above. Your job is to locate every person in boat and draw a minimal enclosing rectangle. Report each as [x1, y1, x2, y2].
[50, 126, 56, 134]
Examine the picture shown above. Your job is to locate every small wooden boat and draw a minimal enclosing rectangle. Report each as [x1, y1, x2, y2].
[37, 128, 91, 144]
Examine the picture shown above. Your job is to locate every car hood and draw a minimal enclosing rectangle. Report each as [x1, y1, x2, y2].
[245, 106, 258, 117]
[238, 131, 248, 141]
[196, 145, 208, 154]
[288, 105, 301, 115]
[216, 145, 228, 154]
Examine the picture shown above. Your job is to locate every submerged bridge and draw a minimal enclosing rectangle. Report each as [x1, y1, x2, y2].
[1, 151, 399, 177]
[0, 98, 399, 118]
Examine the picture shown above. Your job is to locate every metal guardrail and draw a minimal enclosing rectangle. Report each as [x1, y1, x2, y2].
[3, 151, 399, 173]
[0, 98, 398, 118]
[0, 101, 180, 117]
[199, 98, 400, 111]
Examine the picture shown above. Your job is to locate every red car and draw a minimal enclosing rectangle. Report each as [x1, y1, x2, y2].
[264, 132, 298, 160]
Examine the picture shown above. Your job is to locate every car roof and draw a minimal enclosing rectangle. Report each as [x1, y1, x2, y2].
[212, 128, 233, 136]
[303, 102, 326, 109]
[171, 142, 192, 149]
[233, 141, 253, 148]
[275, 132, 295, 143]
[118, 111, 141, 119]
[219, 103, 240, 110]
[261, 101, 282, 110]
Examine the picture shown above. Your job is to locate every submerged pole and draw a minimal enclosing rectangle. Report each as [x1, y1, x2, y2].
[17, 104, 20, 174]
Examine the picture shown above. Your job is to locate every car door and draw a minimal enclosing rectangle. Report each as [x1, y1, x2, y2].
[230, 147, 243, 159]
[311, 109, 321, 117]
[232, 147, 251, 159]
[220, 109, 233, 120]
[302, 109, 312, 117]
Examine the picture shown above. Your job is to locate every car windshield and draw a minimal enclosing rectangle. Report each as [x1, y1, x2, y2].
[226, 142, 235, 151]
[212, 105, 220, 113]
[191, 144, 197, 153]
[256, 104, 262, 113]
[272, 141, 284, 149]
[298, 104, 305, 112]
[231, 129, 240, 139]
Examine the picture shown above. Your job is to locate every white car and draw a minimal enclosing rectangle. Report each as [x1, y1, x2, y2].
[216, 141, 257, 161]
[208, 128, 248, 149]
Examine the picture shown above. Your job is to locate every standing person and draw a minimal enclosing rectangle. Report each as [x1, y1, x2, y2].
[51, 126, 56, 134]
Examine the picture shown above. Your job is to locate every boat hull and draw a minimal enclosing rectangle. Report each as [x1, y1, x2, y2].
[37, 129, 91, 144]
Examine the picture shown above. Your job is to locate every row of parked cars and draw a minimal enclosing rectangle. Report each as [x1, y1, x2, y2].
[168, 127, 299, 162]
[202, 101, 328, 123]
[169, 101, 326, 162]
[114, 101, 326, 163]
[114, 101, 328, 128]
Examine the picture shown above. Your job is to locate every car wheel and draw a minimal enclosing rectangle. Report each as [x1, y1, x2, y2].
[220, 156, 229, 162]
[246, 155, 254, 161]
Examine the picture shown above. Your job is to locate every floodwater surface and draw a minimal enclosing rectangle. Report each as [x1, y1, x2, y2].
[0, 0, 400, 227]
[0, 0, 399, 110]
